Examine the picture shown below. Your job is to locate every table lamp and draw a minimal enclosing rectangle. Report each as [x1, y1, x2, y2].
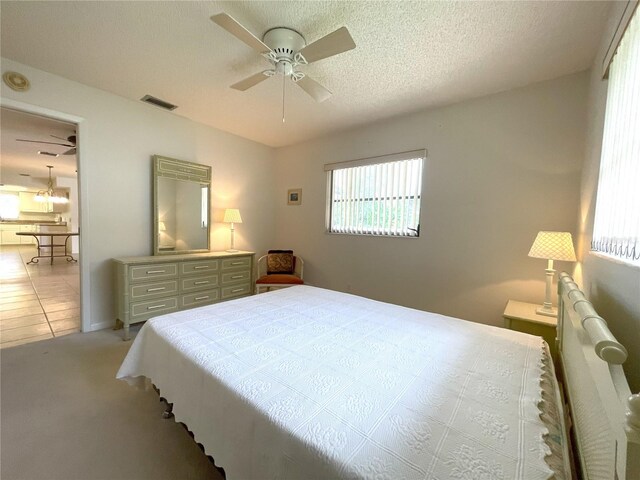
[223, 208, 242, 252]
[528, 231, 577, 317]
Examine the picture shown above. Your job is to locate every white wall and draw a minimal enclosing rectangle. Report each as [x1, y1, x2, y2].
[575, 4, 640, 392]
[1, 58, 277, 331]
[273, 72, 588, 327]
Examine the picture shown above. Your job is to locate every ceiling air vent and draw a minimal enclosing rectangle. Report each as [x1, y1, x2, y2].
[140, 95, 178, 111]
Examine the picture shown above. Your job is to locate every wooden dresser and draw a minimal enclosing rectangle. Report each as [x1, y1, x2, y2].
[113, 251, 254, 339]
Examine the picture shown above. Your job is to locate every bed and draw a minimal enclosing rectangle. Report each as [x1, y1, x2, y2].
[117, 277, 639, 479]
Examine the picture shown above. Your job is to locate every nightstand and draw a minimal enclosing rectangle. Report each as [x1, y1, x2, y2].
[503, 300, 557, 360]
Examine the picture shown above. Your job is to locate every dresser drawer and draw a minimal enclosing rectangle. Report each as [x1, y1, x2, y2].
[221, 283, 251, 300]
[221, 256, 251, 271]
[130, 297, 178, 319]
[181, 289, 220, 308]
[130, 263, 178, 282]
[131, 280, 178, 300]
[182, 274, 219, 292]
[181, 259, 219, 276]
[221, 270, 251, 286]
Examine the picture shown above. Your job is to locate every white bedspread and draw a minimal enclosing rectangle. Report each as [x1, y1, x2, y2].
[117, 285, 554, 480]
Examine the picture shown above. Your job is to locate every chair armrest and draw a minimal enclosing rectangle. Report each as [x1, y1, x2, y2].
[256, 255, 268, 279]
[294, 256, 304, 279]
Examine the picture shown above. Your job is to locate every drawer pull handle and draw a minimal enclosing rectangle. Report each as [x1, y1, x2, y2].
[147, 270, 165, 274]
[195, 296, 209, 301]
[194, 266, 209, 270]
[147, 287, 166, 292]
[231, 288, 244, 293]
[194, 280, 209, 285]
[231, 262, 243, 265]
[147, 304, 166, 310]
[231, 275, 243, 279]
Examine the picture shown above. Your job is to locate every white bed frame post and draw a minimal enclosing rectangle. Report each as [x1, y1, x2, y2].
[557, 272, 640, 480]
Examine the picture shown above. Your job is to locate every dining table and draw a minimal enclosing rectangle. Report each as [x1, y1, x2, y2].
[16, 231, 79, 265]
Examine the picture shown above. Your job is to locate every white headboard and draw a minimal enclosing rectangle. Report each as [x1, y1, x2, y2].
[557, 272, 640, 479]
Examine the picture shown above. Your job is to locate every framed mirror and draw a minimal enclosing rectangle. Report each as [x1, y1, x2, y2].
[153, 155, 211, 255]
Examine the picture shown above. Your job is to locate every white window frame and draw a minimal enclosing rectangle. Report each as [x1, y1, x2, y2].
[324, 149, 426, 238]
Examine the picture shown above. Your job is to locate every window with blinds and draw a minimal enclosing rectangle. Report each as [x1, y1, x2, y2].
[325, 150, 425, 237]
[592, 8, 640, 263]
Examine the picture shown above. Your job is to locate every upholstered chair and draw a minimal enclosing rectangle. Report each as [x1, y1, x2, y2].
[255, 250, 304, 293]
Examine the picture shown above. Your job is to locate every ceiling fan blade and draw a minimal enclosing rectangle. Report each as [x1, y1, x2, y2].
[50, 134, 76, 145]
[298, 27, 355, 64]
[62, 148, 77, 156]
[16, 139, 74, 147]
[211, 13, 271, 54]
[231, 71, 271, 91]
[295, 76, 332, 102]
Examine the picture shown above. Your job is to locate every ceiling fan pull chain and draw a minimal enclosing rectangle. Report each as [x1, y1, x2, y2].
[282, 74, 286, 123]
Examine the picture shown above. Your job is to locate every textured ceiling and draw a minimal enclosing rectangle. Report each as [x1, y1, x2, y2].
[1, 1, 610, 147]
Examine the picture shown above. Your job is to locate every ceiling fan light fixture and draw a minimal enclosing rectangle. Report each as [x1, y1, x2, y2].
[38, 150, 60, 157]
[34, 165, 69, 204]
[275, 60, 294, 76]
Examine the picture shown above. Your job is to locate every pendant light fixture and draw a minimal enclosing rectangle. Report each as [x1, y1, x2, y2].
[35, 165, 69, 204]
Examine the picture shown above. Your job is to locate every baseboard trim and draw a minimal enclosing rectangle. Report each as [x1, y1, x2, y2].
[86, 321, 113, 332]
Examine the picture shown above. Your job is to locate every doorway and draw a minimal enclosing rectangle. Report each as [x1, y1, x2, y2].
[0, 107, 81, 347]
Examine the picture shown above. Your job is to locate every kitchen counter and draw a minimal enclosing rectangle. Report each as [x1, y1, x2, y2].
[0, 222, 70, 245]
[0, 221, 67, 226]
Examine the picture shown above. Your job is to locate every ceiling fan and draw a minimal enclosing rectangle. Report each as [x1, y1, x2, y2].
[16, 134, 76, 156]
[211, 13, 356, 106]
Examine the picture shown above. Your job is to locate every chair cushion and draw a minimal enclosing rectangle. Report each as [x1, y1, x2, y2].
[266, 250, 294, 274]
[256, 274, 304, 285]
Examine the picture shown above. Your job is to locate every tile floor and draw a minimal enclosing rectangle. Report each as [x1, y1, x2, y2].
[0, 245, 80, 348]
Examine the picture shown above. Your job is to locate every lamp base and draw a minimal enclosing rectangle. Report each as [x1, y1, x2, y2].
[536, 306, 558, 317]
[225, 249, 239, 253]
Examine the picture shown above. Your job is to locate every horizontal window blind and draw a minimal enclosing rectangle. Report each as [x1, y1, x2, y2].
[592, 9, 640, 262]
[327, 154, 424, 237]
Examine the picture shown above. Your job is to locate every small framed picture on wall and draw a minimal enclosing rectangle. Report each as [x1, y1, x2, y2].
[287, 188, 302, 205]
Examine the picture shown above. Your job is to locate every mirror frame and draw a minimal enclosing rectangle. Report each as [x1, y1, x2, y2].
[153, 155, 211, 255]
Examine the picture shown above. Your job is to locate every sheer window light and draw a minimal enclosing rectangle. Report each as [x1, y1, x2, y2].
[0, 193, 20, 220]
[325, 150, 425, 237]
[201, 186, 208, 228]
[592, 9, 640, 263]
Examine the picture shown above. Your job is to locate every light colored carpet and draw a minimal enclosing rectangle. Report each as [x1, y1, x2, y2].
[1, 329, 224, 480]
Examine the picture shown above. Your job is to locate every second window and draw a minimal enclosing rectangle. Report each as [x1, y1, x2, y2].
[325, 150, 425, 237]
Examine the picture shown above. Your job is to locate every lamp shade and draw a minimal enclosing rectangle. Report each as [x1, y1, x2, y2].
[528, 231, 576, 261]
[158, 221, 166, 232]
[223, 208, 242, 224]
